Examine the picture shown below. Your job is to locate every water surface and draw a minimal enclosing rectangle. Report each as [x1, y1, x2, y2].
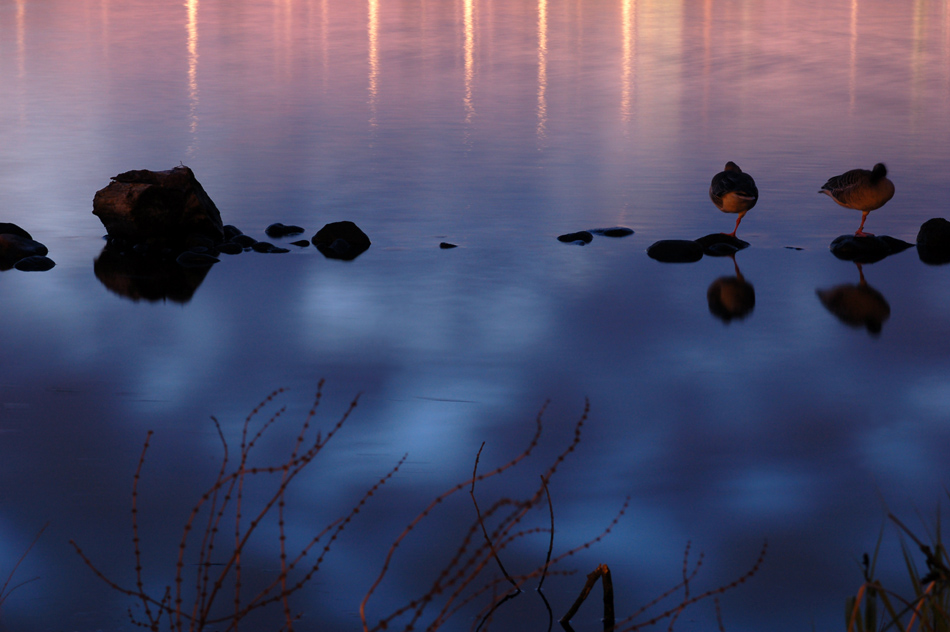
[2, 0, 950, 630]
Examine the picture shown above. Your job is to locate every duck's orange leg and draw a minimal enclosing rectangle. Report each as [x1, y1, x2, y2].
[855, 211, 874, 237]
[723, 213, 745, 238]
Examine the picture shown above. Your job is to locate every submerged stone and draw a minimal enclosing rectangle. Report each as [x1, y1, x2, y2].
[265, 223, 305, 238]
[590, 227, 634, 237]
[312, 221, 371, 260]
[829, 234, 913, 264]
[557, 231, 594, 244]
[14, 255, 56, 272]
[695, 233, 750, 256]
[916, 218, 950, 265]
[647, 239, 703, 263]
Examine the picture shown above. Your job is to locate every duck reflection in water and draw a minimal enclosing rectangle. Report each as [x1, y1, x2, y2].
[816, 262, 890, 335]
[707, 254, 755, 323]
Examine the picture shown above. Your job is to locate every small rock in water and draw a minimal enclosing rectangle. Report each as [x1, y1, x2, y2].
[251, 241, 277, 253]
[176, 251, 220, 267]
[647, 239, 704, 263]
[695, 233, 749, 256]
[0, 223, 33, 240]
[557, 231, 593, 244]
[218, 242, 244, 255]
[290, 240, 311, 248]
[14, 256, 56, 272]
[265, 223, 305, 238]
[0, 233, 49, 270]
[312, 221, 371, 260]
[231, 234, 258, 248]
[829, 234, 913, 264]
[917, 218, 950, 265]
[439, 242, 458, 249]
[590, 227, 634, 237]
[223, 224, 244, 240]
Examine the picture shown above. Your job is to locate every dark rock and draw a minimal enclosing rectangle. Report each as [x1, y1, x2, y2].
[265, 223, 305, 238]
[231, 234, 257, 248]
[0, 234, 49, 270]
[916, 218, 950, 265]
[218, 242, 244, 255]
[590, 227, 634, 237]
[176, 251, 220, 267]
[557, 231, 594, 244]
[829, 234, 913, 264]
[14, 256, 56, 272]
[695, 233, 749, 256]
[270, 247, 290, 253]
[95, 248, 211, 303]
[785, 246, 804, 251]
[312, 221, 371, 260]
[440, 242, 458, 249]
[290, 240, 311, 248]
[92, 165, 224, 247]
[0, 223, 32, 240]
[223, 224, 244, 240]
[817, 284, 890, 335]
[251, 241, 277, 253]
[647, 240, 704, 263]
[707, 277, 755, 322]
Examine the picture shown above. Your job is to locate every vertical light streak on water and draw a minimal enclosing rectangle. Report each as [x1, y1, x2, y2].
[702, 0, 711, 125]
[537, 0, 548, 142]
[848, 0, 858, 115]
[620, 0, 636, 126]
[322, 0, 329, 84]
[15, 0, 25, 79]
[911, 0, 925, 130]
[186, 0, 200, 158]
[945, 0, 950, 96]
[368, 0, 379, 128]
[463, 0, 475, 124]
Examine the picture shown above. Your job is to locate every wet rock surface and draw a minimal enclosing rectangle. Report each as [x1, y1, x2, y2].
[829, 234, 913, 263]
[93, 166, 225, 247]
[590, 227, 634, 237]
[265, 223, 305, 238]
[695, 233, 750, 256]
[13, 255, 56, 272]
[916, 218, 950, 264]
[647, 239, 704, 263]
[312, 221, 371, 260]
[557, 231, 594, 244]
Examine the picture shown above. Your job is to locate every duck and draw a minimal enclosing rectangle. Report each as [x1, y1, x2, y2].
[819, 163, 894, 237]
[709, 162, 758, 238]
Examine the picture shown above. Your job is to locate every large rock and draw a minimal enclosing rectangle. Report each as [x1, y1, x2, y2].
[311, 221, 371, 260]
[93, 166, 224, 247]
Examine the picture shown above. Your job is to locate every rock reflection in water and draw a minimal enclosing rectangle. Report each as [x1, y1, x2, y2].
[707, 254, 755, 322]
[94, 248, 212, 303]
[816, 262, 890, 335]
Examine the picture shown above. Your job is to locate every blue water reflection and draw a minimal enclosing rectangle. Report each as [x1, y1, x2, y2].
[3, 0, 950, 630]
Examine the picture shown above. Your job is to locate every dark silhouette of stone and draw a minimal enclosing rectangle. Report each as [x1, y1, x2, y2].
[223, 224, 243, 240]
[218, 242, 244, 255]
[0, 223, 32, 240]
[231, 234, 257, 248]
[440, 242, 458, 249]
[95, 248, 211, 303]
[265, 223, 305, 238]
[590, 227, 634, 237]
[0, 233, 49, 270]
[916, 218, 950, 265]
[13, 256, 56, 272]
[695, 233, 749, 256]
[829, 234, 913, 263]
[647, 240, 703, 263]
[176, 251, 220, 267]
[251, 241, 276, 253]
[312, 221, 371, 260]
[92, 166, 224, 247]
[557, 231, 593, 244]
[290, 240, 311, 248]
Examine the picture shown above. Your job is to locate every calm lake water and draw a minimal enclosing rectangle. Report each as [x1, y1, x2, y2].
[2, 0, 950, 630]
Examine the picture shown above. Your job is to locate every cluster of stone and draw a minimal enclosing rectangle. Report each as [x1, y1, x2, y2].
[0, 223, 55, 271]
